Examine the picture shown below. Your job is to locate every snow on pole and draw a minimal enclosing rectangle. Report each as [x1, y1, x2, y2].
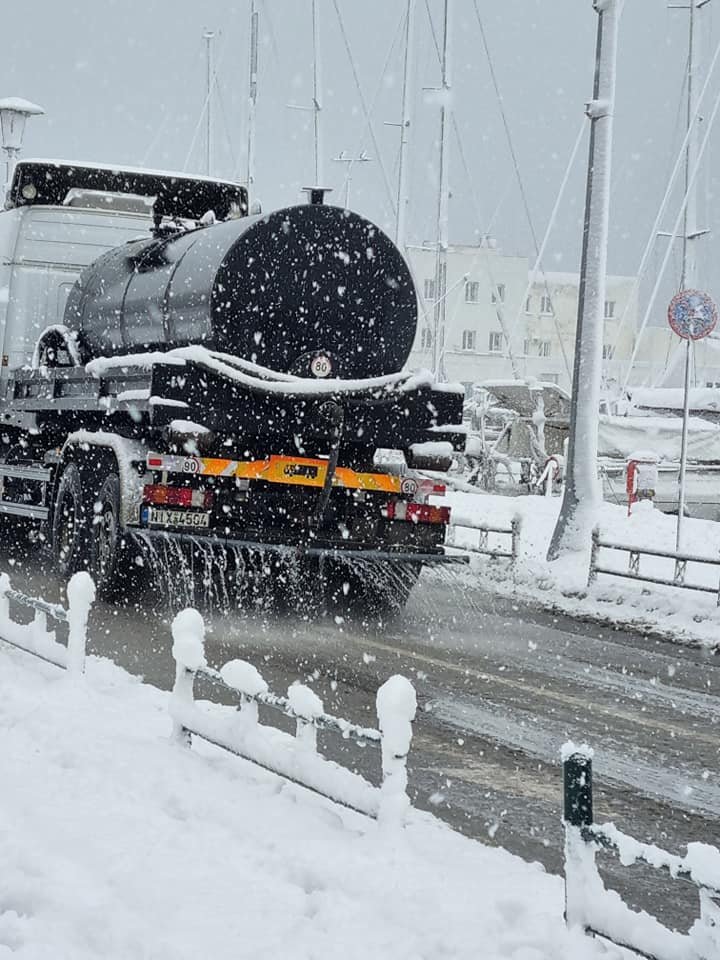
[547, 0, 620, 560]
[221, 658, 268, 735]
[287, 682, 324, 753]
[376, 675, 416, 826]
[170, 608, 207, 747]
[66, 572, 95, 675]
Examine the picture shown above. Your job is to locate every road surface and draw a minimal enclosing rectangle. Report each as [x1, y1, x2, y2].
[2, 531, 717, 936]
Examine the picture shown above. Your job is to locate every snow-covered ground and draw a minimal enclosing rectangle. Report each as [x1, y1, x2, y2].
[442, 488, 720, 648]
[0, 644, 623, 960]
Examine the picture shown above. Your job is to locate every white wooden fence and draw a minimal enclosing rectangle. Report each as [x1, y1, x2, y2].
[0, 571, 95, 672]
[170, 608, 417, 824]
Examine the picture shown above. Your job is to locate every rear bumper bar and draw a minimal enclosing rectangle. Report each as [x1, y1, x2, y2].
[133, 529, 469, 565]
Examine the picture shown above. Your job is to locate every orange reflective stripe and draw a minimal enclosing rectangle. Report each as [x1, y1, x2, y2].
[192, 454, 402, 492]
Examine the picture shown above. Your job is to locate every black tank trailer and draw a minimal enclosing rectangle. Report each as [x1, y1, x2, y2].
[1, 170, 466, 609]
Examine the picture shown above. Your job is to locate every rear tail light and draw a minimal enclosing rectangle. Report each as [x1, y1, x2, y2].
[384, 501, 451, 524]
[143, 484, 213, 509]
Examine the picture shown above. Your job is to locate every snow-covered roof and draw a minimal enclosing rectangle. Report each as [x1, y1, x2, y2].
[630, 387, 720, 413]
[20, 158, 239, 188]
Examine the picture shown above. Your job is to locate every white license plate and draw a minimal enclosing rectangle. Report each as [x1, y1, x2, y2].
[148, 508, 211, 529]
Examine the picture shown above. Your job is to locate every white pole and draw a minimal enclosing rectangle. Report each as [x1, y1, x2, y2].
[680, 0, 705, 291]
[676, 337, 693, 551]
[548, 0, 620, 560]
[432, 0, 452, 381]
[246, 2, 259, 200]
[312, 0, 323, 185]
[396, 0, 416, 251]
[204, 30, 215, 176]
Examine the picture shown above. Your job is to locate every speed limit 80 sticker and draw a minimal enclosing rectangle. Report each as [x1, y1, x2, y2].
[310, 355, 332, 378]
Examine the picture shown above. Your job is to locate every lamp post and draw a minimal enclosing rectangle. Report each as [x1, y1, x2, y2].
[0, 98, 44, 198]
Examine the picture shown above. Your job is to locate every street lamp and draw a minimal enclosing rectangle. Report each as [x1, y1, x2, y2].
[0, 98, 44, 197]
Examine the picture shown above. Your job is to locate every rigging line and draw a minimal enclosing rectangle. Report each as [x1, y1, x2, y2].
[332, 0, 398, 217]
[504, 117, 587, 383]
[338, 7, 405, 205]
[619, 29, 720, 392]
[471, 0, 556, 333]
[622, 75, 720, 393]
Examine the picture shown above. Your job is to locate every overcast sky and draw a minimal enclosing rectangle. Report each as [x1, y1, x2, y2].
[2, 1, 718, 300]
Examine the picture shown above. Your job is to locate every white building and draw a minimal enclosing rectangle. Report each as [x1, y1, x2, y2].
[405, 242, 661, 394]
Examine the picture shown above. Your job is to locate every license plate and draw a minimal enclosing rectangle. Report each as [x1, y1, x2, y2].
[147, 508, 210, 529]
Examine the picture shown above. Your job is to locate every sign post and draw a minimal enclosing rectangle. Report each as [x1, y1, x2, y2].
[667, 289, 718, 551]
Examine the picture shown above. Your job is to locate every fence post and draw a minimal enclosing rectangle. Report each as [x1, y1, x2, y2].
[696, 889, 720, 958]
[170, 608, 207, 748]
[66, 572, 95, 674]
[376, 675, 416, 826]
[562, 745, 595, 930]
[220, 659, 268, 736]
[588, 527, 600, 586]
[511, 516, 521, 563]
[288, 683, 324, 753]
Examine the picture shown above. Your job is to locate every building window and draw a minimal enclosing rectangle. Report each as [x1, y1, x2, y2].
[423, 279, 436, 300]
[540, 295, 553, 315]
[602, 344, 614, 360]
[524, 338, 551, 357]
[462, 330, 477, 351]
[541, 373, 559, 384]
[488, 331, 503, 353]
[420, 328, 432, 350]
[604, 300, 616, 320]
[525, 296, 532, 313]
[491, 283, 506, 304]
[465, 281, 480, 303]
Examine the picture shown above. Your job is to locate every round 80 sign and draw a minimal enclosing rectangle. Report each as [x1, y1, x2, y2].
[667, 288, 718, 341]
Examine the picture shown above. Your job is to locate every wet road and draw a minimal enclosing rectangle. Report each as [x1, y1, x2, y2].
[2, 531, 718, 935]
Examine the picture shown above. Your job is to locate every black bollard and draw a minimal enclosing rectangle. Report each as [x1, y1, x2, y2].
[563, 753, 593, 828]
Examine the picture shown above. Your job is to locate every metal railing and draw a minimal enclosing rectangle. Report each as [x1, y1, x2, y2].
[563, 750, 720, 960]
[0, 571, 95, 673]
[588, 526, 720, 604]
[170, 609, 416, 824]
[447, 515, 521, 562]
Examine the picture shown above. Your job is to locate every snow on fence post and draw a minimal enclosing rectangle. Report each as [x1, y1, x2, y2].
[221, 659, 268, 735]
[561, 743, 595, 929]
[588, 527, 600, 586]
[65, 571, 95, 674]
[170, 608, 207, 748]
[376, 675, 417, 826]
[0, 572, 9, 623]
[287, 683, 324, 752]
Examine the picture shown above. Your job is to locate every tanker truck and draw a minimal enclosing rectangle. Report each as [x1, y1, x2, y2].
[0, 159, 466, 610]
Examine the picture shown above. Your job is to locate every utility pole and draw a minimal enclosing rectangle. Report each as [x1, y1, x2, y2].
[547, 0, 620, 560]
[332, 150, 372, 208]
[246, 1, 259, 201]
[396, 0, 416, 251]
[431, 0, 452, 381]
[203, 29, 216, 176]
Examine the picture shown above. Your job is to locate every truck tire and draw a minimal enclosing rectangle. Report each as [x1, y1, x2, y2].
[52, 463, 89, 577]
[323, 559, 420, 617]
[88, 473, 124, 600]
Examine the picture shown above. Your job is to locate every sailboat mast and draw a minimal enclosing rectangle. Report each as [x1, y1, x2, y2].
[246, 1, 259, 200]
[395, 0, 416, 251]
[432, 0, 452, 381]
[203, 29, 215, 176]
[311, 0, 323, 185]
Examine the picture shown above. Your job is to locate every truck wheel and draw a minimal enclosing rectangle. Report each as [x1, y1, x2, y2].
[52, 463, 88, 577]
[89, 473, 123, 599]
[324, 560, 420, 617]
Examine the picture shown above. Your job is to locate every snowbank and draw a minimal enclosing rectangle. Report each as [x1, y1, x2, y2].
[0, 646, 613, 959]
[440, 488, 720, 648]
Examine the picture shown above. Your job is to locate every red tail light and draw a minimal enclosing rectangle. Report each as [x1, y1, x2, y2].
[143, 484, 213, 509]
[384, 501, 451, 524]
